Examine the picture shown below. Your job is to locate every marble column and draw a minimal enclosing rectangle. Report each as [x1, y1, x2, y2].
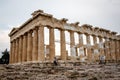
[93, 35, 97, 45]
[32, 27, 38, 61]
[12, 40, 15, 63]
[21, 36, 23, 62]
[78, 33, 84, 57]
[10, 42, 12, 63]
[70, 31, 75, 48]
[104, 38, 110, 61]
[27, 30, 33, 61]
[69, 31, 75, 60]
[22, 33, 27, 62]
[60, 29, 66, 60]
[110, 39, 115, 61]
[99, 36, 104, 56]
[116, 40, 119, 61]
[18, 36, 22, 63]
[86, 33, 92, 62]
[14, 40, 17, 63]
[116, 40, 119, 62]
[93, 35, 98, 62]
[115, 40, 117, 62]
[16, 38, 19, 63]
[114, 39, 117, 62]
[78, 33, 83, 47]
[38, 26, 45, 61]
[118, 40, 120, 61]
[49, 27, 55, 61]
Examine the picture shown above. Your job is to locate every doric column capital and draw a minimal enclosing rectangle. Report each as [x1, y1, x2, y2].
[28, 29, 33, 33]
[85, 33, 90, 36]
[77, 32, 82, 34]
[38, 24, 43, 28]
[59, 28, 65, 31]
[68, 30, 74, 33]
[98, 35, 103, 38]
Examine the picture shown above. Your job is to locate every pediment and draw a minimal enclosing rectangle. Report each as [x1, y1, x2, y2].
[9, 28, 19, 36]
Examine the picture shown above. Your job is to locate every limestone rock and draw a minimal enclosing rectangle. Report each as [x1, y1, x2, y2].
[65, 70, 79, 78]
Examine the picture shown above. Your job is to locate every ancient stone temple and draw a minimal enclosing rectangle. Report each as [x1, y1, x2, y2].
[9, 10, 120, 64]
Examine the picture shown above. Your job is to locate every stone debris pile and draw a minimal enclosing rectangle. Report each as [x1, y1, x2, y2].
[0, 62, 120, 80]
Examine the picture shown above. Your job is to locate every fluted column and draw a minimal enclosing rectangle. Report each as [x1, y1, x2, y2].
[60, 29, 66, 60]
[70, 31, 75, 48]
[110, 39, 116, 62]
[38, 26, 45, 61]
[93, 35, 97, 45]
[49, 27, 55, 61]
[114, 39, 117, 62]
[69, 31, 75, 60]
[86, 33, 92, 62]
[32, 27, 38, 61]
[93, 35, 98, 62]
[21, 36, 23, 62]
[104, 38, 110, 61]
[110, 39, 114, 61]
[27, 30, 33, 61]
[16, 38, 19, 63]
[119, 40, 120, 61]
[22, 33, 27, 62]
[18, 36, 22, 63]
[99, 36, 104, 56]
[116, 40, 120, 61]
[9, 42, 12, 63]
[12, 40, 15, 63]
[14, 40, 17, 63]
[78, 33, 83, 47]
[78, 33, 84, 57]
[11, 41, 14, 63]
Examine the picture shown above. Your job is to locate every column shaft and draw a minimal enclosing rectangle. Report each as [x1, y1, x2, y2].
[93, 35, 98, 62]
[105, 38, 110, 61]
[99, 36, 104, 56]
[116, 40, 119, 62]
[9, 42, 12, 63]
[78, 33, 83, 58]
[12, 40, 15, 63]
[38, 26, 45, 61]
[70, 31, 75, 58]
[114, 40, 117, 62]
[18, 36, 22, 63]
[86, 34, 92, 62]
[49, 28, 55, 61]
[70, 31, 75, 48]
[110, 39, 114, 61]
[16, 38, 19, 63]
[60, 29, 66, 60]
[78, 33, 83, 47]
[14, 40, 17, 63]
[21, 36, 23, 62]
[119, 40, 120, 60]
[27, 30, 33, 61]
[93, 35, 97, 45]
[22, 34, 27, 62]
[32, 28, 38, 61]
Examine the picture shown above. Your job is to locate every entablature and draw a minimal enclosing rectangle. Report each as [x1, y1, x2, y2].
[9, 9, 120, 42]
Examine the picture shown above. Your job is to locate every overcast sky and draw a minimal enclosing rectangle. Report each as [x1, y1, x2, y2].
[0, 0, 120, 57]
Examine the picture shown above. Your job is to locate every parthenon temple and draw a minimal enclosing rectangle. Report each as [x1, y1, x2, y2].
[9, 10, 120, 64]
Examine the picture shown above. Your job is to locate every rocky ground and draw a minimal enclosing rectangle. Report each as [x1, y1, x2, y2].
[0, 62, 120, 80]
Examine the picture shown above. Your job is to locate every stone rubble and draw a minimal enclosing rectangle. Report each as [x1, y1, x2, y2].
[0, 63, 120, 80]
